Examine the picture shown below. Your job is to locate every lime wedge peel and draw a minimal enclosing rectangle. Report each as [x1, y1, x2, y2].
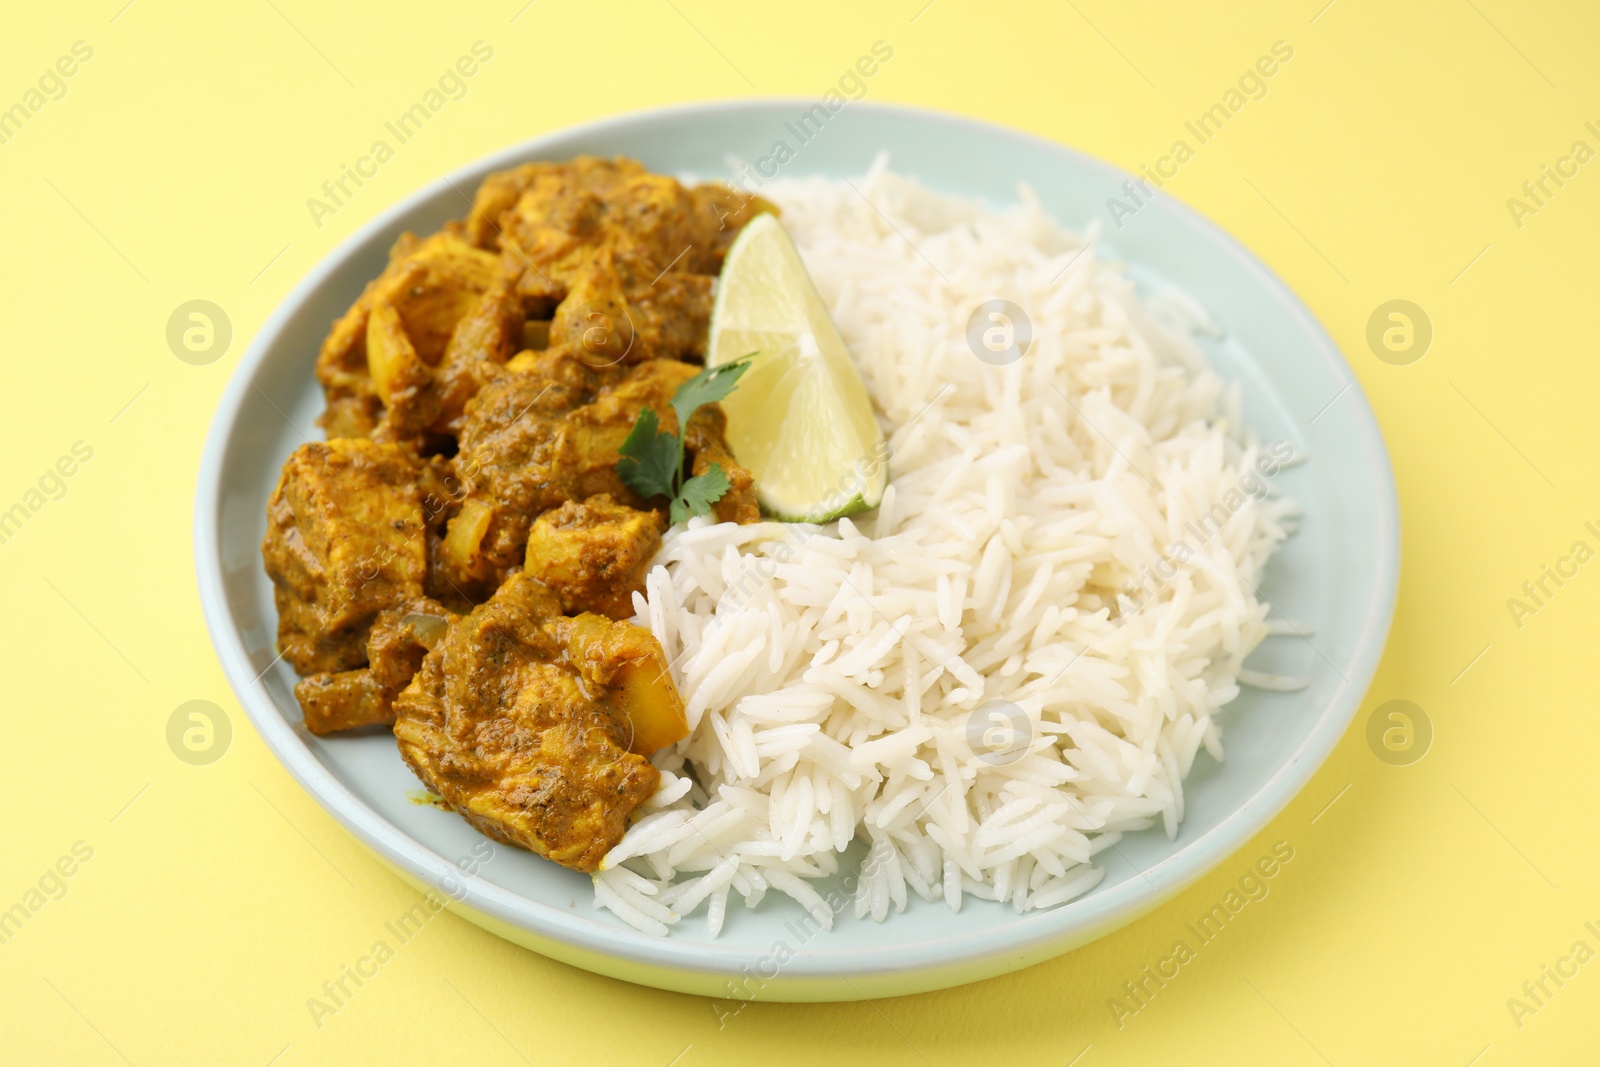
[707, 214, 888, 524]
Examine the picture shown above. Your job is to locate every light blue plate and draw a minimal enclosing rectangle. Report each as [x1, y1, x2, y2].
[194, 101, 1398, 1001]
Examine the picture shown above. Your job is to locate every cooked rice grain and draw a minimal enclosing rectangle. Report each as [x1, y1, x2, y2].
[595, 162, 1298, 934]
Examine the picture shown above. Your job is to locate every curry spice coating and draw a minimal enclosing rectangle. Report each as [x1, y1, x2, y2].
[392, 573, 684, 872]
[262, 439, 430, 675]
[294, 597, 454, 735]
[315, 226, 504, 441]
[522, 495, 663, 620]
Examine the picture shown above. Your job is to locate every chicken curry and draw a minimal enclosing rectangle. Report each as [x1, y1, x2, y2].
[262, 157, 770, 873]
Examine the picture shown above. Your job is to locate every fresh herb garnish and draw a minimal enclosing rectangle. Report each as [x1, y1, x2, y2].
[617, 356, 753, 525]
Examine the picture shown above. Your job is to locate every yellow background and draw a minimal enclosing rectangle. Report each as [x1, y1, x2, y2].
[2, 0, 1595, 1062]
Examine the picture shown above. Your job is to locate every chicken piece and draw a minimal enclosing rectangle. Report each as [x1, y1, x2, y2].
[430, 274, 526, 433]
[547, 244, 713, 365]
[547, 245, 638, 366]
[687, 182, 778, 264]
[463, 163, 541, 249]
[262, 440, 429, 674]
[466, 158, 762, 363]
[627, 269, 713, 364]
[469, 157, 773, 274]
[469, 158, 708, 279]
[523, 495, 662, 620]
[562, 611, 688, 755]
[439, 354, 758, 587]
[378, 229, 504, 364]
[294, 668, 390, 735]
[315, 226, 505, 439]
[372, 274, 528, 442]
[435, 352, 601, 587]
[365, 300, 435, 424]
[294, 598, 455, 734]
[393, 573, 685, 872]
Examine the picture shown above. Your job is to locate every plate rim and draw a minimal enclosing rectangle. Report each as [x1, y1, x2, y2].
[193, 97, 1400, 990]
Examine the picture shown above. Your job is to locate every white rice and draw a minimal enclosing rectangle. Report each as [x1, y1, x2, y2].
[595, 161, 1300, 935]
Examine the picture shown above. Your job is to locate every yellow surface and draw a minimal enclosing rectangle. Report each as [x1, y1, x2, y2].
[2, 0, 1594, 1062]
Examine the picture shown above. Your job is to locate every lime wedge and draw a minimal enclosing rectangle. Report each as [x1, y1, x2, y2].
[708, 214, 887, 523]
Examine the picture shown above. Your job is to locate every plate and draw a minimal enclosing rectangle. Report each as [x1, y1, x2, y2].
[194, 100, 1398, 1001]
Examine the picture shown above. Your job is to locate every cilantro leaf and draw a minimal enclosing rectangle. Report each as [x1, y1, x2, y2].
[616, 406, 679, 502]
[670, 357, 753, 433]
[671, 464, 732, 525]
[616, 356, 754, 527]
